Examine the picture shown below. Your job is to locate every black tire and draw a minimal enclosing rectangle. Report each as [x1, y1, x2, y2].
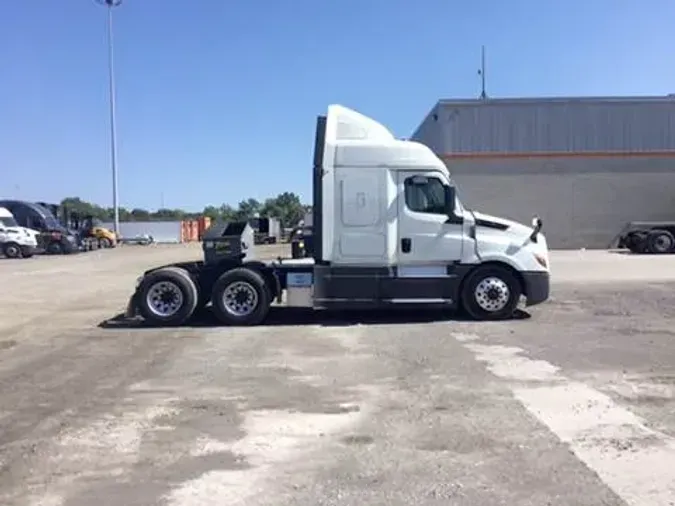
[211, 268, 271, 326]
[622, 232, 639, 249]
[100, 237, 112, 248]
[460, 264, 522, 321]
[46, 241, 64, 255]
[3, 242, 22, 259]
[137, 267, 199, 326]
[646, 229, 675, 254]
[625, 232, 648, 254]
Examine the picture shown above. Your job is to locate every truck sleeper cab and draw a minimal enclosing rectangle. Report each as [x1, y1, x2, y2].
[127, 104, 550, 326]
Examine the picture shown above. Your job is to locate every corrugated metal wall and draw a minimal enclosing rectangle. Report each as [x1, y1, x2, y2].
[413, 96, 675, 154]
[411, 96, 675, 249]
[450, 156, 675, 249]
[100, 221, 182, 243]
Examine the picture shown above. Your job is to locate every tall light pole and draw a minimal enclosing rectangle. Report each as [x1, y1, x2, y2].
[477, 45, 488, 100]
[96, 0, 122, 236]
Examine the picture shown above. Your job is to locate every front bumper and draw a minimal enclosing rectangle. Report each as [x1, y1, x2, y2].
[522, 271, 550, 306]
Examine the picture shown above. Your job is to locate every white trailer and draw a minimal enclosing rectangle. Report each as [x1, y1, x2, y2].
[126, 105, 550, 326]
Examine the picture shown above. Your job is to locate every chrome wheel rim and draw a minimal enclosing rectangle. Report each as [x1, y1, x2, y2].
[146, 281, 184, 317]
[474, 276, 510, 312]
[222, 281, 258, 317]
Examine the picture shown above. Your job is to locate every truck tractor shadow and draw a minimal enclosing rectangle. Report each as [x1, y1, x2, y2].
[98, 306, 531, 330]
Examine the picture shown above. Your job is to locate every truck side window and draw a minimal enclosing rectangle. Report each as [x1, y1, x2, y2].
[404, 176, 447, 214]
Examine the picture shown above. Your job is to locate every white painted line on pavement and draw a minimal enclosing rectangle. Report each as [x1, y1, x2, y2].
[456, 334, 675, 506]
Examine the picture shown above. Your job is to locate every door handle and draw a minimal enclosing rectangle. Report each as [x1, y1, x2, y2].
[401, 237, 411, 253]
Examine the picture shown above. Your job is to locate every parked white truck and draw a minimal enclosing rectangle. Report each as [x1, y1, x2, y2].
[126, 104, 550, 326]
[0, 207, 39, 259]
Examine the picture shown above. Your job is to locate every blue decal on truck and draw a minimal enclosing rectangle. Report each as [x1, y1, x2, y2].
[287, 272, 313, 287]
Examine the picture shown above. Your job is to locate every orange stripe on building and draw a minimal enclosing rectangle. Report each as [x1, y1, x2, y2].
[439, 150, 675, 160]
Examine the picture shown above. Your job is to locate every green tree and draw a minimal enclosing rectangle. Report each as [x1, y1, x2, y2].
[235, 198, 261, 221]
[56, 194, 309, 226]
[130, 208, 151, 221]
[269, 192, 305, 227]
[202, 205, 220, 221]
[154, 208, 185, 221]
[60, 197, 108, 221]
[219, 204, 237, 222]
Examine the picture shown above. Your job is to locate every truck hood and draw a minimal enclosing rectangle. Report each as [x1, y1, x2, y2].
[470, 210, 534, 238]
[3, 226, 39, 244]
[5, 226, 35, 235]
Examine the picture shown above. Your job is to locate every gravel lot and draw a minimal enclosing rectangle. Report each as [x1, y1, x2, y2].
[1, 245, 674, 506]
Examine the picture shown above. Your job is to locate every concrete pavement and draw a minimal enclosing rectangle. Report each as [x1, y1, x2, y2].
[1, 246, 674, 505]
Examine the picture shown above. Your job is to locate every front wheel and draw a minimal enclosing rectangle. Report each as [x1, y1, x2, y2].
[211, 268, 271, 326]
[460, 265, 522, 321]
[3, 242, 22, 259]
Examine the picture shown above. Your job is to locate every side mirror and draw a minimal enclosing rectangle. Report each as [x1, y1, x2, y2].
[444, 185, 456, 216]
[531, 216, 543, 232]
[529, 215, 543, 241]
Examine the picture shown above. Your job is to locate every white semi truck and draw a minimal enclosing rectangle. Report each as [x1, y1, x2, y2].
[0, 207, 39, 259]
[125, 104, 550, 326]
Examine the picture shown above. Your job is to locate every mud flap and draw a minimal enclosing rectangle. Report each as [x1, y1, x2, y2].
[125, 291, 140, 318]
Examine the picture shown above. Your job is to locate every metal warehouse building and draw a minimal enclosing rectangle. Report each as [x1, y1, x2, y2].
[411, 96, 675, 249]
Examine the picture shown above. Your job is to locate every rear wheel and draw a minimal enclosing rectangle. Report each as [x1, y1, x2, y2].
[137, 267, 199, 326]
[100, 237, 112, 248]
[460, 265, 522, 321]
[211, 268, 271, 326]
[625, 231, 648, 253]
[646, 229, 675, 254]
[3, 242, 22, 259]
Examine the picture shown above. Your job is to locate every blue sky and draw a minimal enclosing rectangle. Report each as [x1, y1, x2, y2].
[2, 0, 674, 212]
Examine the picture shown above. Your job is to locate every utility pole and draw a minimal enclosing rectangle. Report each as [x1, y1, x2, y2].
[478, 45, 488, 100]
[96, 0, 122, 236]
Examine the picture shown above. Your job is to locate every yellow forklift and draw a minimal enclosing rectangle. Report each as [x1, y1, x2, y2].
[69, 211, 118, 248]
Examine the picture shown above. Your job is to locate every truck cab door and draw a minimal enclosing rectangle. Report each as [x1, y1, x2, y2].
[396, 171, 464, 267]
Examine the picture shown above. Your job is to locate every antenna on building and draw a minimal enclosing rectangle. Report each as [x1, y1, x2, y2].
[477, 45, 488, 100]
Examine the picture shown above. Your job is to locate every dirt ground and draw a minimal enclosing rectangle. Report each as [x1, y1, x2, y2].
[1, 245, 675, 505]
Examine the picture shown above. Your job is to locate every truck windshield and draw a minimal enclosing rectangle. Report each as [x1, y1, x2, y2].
[0, 216, 18, 227]
[34, 204, 62, 229]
